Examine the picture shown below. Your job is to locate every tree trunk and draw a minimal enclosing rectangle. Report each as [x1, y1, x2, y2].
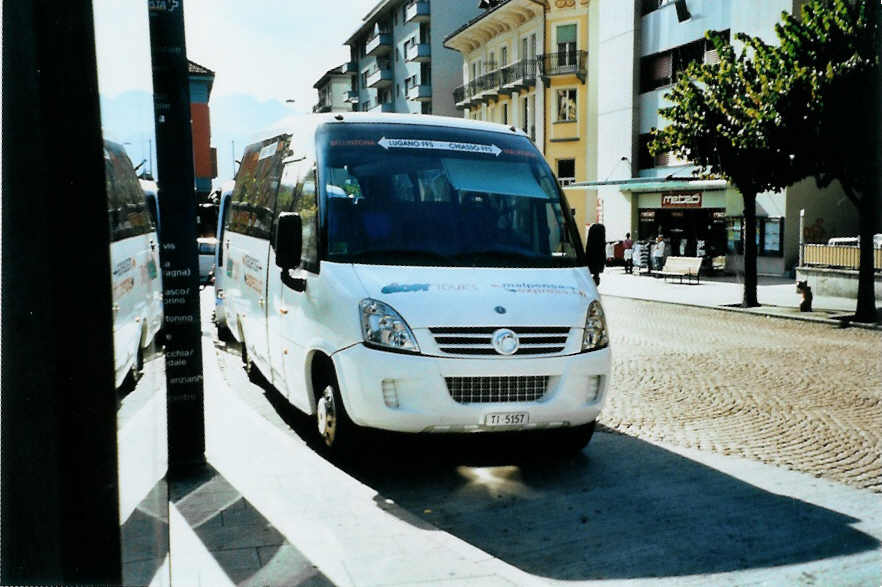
[742, 192, 759, 308]
[855, 192, 879, 323]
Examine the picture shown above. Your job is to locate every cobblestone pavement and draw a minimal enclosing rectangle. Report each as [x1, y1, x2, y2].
[599, 296, 882, 492]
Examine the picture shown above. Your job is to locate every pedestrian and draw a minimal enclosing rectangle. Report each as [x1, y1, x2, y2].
[623, 232, 634, 274]
[652, 234, 666, 271]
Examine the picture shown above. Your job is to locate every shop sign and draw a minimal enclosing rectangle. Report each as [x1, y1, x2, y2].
[661, 192, 702, 208]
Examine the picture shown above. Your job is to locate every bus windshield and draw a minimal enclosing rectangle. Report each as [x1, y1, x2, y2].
[317, 123, 585, 268]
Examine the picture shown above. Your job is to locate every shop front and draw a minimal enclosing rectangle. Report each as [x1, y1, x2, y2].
[636, 190, 728, 263]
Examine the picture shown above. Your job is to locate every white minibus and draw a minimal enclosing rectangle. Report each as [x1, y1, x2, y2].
[222, 113, 610, 454]
[214, 181, 235, 340]
[105, 141, 164, 388]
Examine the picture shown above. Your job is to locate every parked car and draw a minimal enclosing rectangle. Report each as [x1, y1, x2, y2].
[197, 237, 217, 284]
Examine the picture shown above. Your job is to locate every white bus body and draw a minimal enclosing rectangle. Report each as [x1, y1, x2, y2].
[106, 141, 163, 388]
[222, 114, 610, 452]
[214, 181, 235, 338]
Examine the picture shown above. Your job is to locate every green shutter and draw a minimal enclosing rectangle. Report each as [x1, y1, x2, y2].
[557, 24, 576, 44]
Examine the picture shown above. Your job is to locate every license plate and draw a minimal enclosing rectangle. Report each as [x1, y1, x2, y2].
[483, 412, 529, 427]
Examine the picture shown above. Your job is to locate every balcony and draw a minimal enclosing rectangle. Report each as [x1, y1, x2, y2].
[365, 32, 393, 57]
[367, 64, 393, 88]
[405, 0, 430, 23]
[539, 50, 587, 83]
[405, 42, 431, 63]
[474, 69, 501, 103]
[499, 59, 537, 95]
[407, 83, 432, 102]
[345, 90, 360, 104]
[368, 101, 395, 113]
[453, 85, 466, 109]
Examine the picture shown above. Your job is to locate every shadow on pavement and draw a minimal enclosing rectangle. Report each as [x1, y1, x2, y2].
[121, 479, 168, 586]
[338, 432, 879, 581]
[169, 464, 332, 586]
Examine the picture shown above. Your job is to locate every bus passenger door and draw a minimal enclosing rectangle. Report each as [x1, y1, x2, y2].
[268, 160, 313, 413]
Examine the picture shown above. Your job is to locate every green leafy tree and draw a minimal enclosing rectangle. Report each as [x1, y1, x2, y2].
[650, 32, 798, 308]
[741, 0, 880, 322]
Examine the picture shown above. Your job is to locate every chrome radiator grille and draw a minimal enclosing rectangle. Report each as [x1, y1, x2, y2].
[430, 326, 570, 356]
[445, 376, 550, 404]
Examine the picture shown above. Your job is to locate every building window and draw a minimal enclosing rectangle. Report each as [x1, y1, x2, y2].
[502, 103, 508, 125]
[556, 88, 577, 122]
[557, 159, 576, 186]
[557, 24, 577, 66]
[726, 216, 784, 256]
[639, 32, 730, 92]
[501, 46, 508, 67]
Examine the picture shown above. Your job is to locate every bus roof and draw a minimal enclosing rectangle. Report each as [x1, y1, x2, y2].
[248, 112, 529, 147]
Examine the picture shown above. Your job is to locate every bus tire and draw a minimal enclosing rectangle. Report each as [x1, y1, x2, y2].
[552, 421, 596, 455]
[132, 343, 144, 385]
[315, 375, 357, 457]
[217, 323, 233, 342]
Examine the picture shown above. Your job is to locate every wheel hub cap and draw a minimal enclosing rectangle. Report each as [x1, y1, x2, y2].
[317, 387, 336, 445]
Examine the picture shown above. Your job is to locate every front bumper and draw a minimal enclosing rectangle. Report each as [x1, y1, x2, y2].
[332, 344, 610, 433]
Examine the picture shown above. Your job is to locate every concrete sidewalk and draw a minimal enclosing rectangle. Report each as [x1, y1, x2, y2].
[597, 266, 880, 329]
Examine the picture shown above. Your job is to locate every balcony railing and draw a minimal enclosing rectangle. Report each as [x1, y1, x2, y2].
[539, 50, 587, 83]
[407, 83, 432, 102]
[367, 62, 393, 88]
[405, 42, 431, 63]
[405, 0, 430, 23]
[453, 59, 538, 108]
[365, 32, 393, 56]
[499, 59, 537, 93]
[345, 90, 360, 104]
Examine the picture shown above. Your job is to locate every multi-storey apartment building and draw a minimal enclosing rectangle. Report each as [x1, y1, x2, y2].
[445, 0, 597, 239]
[593, 0, 854, 275]
[344, 0, 481, 116]
[313, 64, 356, 113]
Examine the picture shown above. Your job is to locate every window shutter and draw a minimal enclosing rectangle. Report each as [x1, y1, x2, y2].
[557, 24, 576, 45]
[653, 53, 673, 83]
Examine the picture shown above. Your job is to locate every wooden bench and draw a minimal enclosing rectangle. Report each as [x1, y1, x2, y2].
[654, 256, 702, 284]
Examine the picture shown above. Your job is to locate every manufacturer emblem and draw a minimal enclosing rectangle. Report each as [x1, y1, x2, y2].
[494, 306, 507, 314]
[492, 328, 519, 356]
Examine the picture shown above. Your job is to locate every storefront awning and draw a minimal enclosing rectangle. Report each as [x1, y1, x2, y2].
[568, 177, 730, 192]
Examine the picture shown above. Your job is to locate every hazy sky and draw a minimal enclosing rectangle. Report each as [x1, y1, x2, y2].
[183, 0, 379, 110]
[94, 0, 380, 183]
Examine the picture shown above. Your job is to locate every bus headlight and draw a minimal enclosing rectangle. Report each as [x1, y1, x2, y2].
[582, 300, 609, 351]
[360, 299, 420, 354]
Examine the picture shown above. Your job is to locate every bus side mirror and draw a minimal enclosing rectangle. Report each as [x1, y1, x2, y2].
[275, 212, 302, 270]
[586, 223, 606, 285]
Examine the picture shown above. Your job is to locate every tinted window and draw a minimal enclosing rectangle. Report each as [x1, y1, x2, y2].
[317, 123, 584, 268]
[105, 141, 153, 242]
[227, 134, 292, 239]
